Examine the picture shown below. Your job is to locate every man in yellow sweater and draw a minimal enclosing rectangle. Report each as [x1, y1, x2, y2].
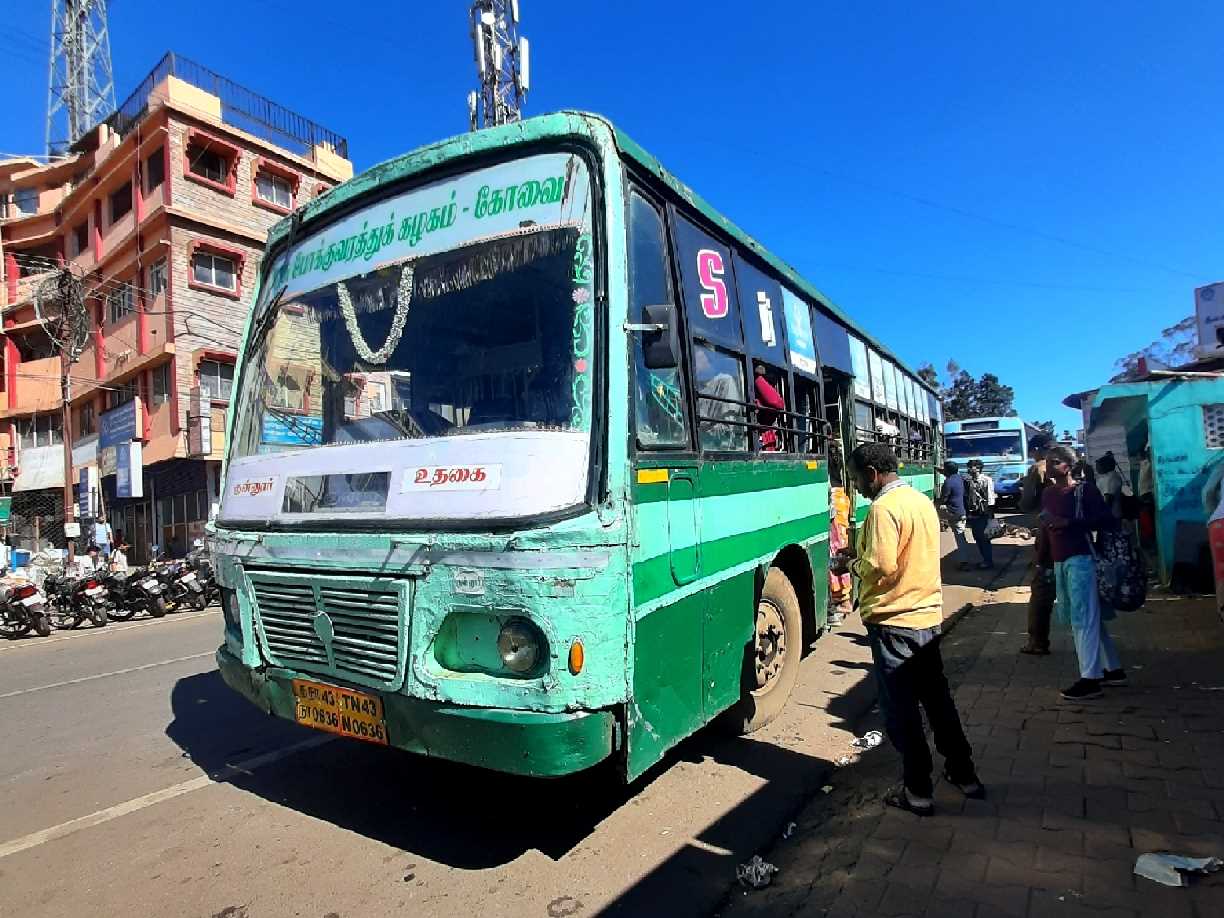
[837, 442, 982, 816]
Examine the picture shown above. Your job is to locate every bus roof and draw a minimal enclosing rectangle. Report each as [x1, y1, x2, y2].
[266, 110, 936, 398]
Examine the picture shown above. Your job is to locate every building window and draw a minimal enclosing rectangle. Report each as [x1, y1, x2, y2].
[184, 131, 238, 193]
[199, 359, 234, 401]
[1204, 404, 1224, 449]
[110, 182, 132, 223]
[12, 186, 38, 215]
[11, 328, 56, 361]
[145, 147, 165, 191]
[71, 221, 89, 257]
[192, 251, 236, 292]
[79, 402, 96, 437]
[107, 282, 136, 325]
[16, 413, 62, 449]
[255, 171, 293, 210]
[108, 379, 138, 410]
[152, 363, 171, 405]
[147, 259, 167, 300]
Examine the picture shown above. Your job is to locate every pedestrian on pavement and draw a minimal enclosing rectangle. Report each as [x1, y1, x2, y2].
[965, 459, 995, 569]
[111, 539, 130, 573]
[1040, 445, 1127, 700]
[1020, 437, 1055, 655]
[93, 518, 113, 560]
[938, 461, 973, 571]
[834, 442, 983, 816]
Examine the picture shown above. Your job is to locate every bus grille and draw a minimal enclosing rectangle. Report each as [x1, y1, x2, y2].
[247, 572, 408, 691]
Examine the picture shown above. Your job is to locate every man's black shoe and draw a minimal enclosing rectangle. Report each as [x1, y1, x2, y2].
[943, 770, 987, 800]
[1102, 669, 1128, 686]
[1060, 678, 1103, 700]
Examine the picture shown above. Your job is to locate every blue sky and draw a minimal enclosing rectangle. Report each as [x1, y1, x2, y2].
[4, 1, 1220, 430]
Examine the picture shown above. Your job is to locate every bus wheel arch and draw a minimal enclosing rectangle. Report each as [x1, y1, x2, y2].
[771, 544, 816, 656]
[724, 560, 805, 735]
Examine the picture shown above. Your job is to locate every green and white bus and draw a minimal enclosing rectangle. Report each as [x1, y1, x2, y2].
[213, 112, 941, 781]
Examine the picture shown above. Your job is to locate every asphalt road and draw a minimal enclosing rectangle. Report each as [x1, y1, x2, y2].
[0, 531, 1017, 918]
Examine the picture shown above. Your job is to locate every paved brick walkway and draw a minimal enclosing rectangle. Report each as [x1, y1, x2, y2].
[723, 563, 1224, 918]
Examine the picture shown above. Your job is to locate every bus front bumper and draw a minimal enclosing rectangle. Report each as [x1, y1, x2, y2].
[216, 646, 615, 777]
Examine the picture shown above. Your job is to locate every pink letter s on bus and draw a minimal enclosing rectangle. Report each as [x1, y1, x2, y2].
[697, 249, 728, 318]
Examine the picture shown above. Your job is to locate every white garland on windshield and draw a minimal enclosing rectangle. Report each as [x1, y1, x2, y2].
[335, 265, 414, 364]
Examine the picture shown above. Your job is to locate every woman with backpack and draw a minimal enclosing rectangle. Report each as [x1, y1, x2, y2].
[1040, 446, 1127, 700]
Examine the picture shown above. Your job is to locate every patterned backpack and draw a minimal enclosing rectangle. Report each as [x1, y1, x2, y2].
[1076, 483, 1147, 611]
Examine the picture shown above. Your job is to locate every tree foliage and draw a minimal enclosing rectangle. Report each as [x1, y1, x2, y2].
[918, 361, 1018, 421]
[1111, 315, 1196, 382]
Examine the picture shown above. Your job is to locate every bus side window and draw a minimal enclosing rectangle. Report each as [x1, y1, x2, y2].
[794, 375, 822, 454]
[693, 342, 749, 452]
[630, 192, 689, 449]
[854, 399, 874, 445]
[751, 361, 790, 453]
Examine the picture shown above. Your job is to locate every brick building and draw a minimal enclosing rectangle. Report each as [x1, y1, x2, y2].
[0, 52, 352, 562]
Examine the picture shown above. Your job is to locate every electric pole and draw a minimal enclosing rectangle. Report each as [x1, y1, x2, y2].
[36, 270, 88, 559]
[467, 0, 530, 131]
[46, 0, 116, 156]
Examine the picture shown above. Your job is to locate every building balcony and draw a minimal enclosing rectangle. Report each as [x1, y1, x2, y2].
[107, 52, 349, 172]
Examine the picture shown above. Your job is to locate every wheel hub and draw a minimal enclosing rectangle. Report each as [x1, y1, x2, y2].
[754, 599, 787, 691]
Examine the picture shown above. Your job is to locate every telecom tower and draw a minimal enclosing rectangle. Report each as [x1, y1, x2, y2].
[467, 0, 530, 131]
[45, 0, 116, 156]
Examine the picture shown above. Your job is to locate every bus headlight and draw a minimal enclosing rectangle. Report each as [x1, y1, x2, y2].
[497, 618, 544, 674]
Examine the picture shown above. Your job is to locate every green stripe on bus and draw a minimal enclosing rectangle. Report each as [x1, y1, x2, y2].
[632, 511, 829, 606]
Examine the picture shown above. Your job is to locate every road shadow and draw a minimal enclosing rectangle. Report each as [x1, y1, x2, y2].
[165, 669, 845, 873]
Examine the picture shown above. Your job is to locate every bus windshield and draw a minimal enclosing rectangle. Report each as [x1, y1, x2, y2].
[946, 432, 1023, 459]
[222, 151, 597, 526]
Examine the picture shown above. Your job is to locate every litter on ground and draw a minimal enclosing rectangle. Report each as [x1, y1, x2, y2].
[1134, 853, 1222, 887]
[736, 855, 780, 889]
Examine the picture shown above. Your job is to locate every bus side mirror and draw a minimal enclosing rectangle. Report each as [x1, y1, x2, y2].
[637, 303, 681, 370]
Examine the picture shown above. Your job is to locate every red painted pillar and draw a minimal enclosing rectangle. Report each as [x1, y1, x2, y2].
[139, 371, 151, 440]
[167, 355, 180, 435]
[3, 252, 16, 303]
[136, 257, 149, 355]
[92, 200, 103, 261]
[93, 300, 105, 380]
[163, 244, 175, 345]
[133, 160, 144, 224]
[163, 141, 173, 208]
[5, 336, 19, 410]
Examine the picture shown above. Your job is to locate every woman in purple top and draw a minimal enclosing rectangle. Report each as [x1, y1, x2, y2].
[1040, 446, 1126, 700]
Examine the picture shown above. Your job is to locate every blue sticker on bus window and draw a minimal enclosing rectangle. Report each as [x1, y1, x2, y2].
[781, 287, 817, 375]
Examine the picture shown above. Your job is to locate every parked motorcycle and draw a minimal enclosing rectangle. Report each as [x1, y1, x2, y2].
[173, 563, 209, 611]
[0, 581, 51, 638]
[149, 560, 205, 612]
[186, 546, 218, 606]
[104, 567, 167, 621]
[45, 574, 110, 630]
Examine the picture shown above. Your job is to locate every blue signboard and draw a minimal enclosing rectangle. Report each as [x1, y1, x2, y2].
[99, 400, 139, 448]
[78, 467, 91, 520]
[261, 414, 324, 447]
[116, 442, 143, 498]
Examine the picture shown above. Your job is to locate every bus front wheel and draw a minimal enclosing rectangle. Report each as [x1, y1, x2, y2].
[727, 566, 803, 734]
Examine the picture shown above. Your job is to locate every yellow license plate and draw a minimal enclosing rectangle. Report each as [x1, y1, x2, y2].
[291, 679, 388, 745]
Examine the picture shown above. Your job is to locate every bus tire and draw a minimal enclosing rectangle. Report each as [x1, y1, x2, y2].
[727, 566, 803, 735]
